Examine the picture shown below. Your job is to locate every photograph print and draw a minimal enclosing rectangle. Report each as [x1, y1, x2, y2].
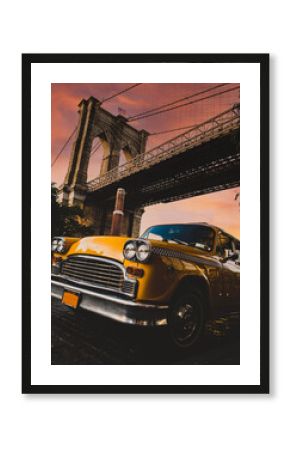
[51, 82, 240, 365]
[23, 54, 269, 393]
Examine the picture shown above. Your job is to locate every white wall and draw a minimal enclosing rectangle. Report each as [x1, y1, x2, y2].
[0, 1, 286, 449]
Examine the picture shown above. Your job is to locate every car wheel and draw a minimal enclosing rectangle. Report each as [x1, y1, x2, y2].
[168, 287, 206, 350]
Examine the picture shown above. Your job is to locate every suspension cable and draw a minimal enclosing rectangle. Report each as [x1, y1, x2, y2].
[90, 142, 102, 157]
[128, 83, 228, 121]
[52, 84, 141, 168]
[128, 85, 240, 123]
[101, 83, 142, 104]
[149, 104, 239, 136]
[51, 125, 78, 167]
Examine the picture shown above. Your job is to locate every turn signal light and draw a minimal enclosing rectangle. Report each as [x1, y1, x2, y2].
[126, 266, 144, 278]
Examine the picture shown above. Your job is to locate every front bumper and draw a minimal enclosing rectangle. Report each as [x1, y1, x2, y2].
[51, 277, 169, 327]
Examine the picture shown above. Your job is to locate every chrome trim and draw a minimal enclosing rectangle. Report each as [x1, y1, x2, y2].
[51, 279, 168, 309]
[55, 273, 136, 298]
[60, 254, 137, 298]
[64, 254, 126, 273]
[52, 292, 62, 300]
[51, 279, 168, 327]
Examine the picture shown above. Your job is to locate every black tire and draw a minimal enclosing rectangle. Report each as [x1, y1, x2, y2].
[167, 286, 206, 351]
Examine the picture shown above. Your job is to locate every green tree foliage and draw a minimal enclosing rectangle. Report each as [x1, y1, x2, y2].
[51, 183, 95, 238]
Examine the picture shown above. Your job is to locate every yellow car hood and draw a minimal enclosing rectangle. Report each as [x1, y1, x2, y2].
[67, 235, 211, 263]
[67, 236, 129, 262]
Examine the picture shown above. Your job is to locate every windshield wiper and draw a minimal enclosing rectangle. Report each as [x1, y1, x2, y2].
[168, 238, 189, 246]
[189, 241, 211, 251]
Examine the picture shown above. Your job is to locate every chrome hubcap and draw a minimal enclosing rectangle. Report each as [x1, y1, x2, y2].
[172, 302, 199, 343]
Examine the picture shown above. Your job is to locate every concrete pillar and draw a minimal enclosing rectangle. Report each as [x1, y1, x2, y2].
[62, 97, 98, 207]
[72, 97, 97, 186]
[118, 207, 144, 237]
[99, 139, 112, 176]
[111, 188, 126, 236]
[64, 100, 88, 187]
[82, 199, 144, 238]
[131, 207, 144, 237]
[59, 97, 149, 220]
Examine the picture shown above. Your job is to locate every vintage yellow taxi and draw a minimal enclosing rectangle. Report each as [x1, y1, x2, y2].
[51, 223, 240, 349]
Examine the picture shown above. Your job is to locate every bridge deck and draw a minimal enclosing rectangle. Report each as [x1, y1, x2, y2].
[87, 106, 240, 194]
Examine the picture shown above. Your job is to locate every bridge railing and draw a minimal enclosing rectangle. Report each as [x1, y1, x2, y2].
[87, 105, 240, 192]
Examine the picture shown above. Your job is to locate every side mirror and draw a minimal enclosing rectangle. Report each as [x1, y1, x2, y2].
[222, 249, 239, 263]
[231, 252, 239, 261]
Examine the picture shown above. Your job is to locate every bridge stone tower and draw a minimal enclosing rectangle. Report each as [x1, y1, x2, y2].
[58, 96, 148, 236]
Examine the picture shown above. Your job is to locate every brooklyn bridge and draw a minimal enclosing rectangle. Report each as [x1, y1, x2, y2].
[55, 85, 240, 237]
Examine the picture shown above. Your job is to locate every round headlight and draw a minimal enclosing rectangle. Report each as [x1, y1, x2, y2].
[51, 239, 58, 252]
[56, 240, 65, 253]
[123, 241, 136, 260]
[136, 241, 151, 262]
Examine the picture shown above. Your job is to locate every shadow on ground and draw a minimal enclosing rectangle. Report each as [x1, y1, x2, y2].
[51, 298, 240, 365]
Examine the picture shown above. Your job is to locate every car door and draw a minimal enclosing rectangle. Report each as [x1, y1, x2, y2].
[215, 233, 240, 313]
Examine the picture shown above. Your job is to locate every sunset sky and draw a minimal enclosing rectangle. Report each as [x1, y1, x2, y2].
[51, 83, 240, 238]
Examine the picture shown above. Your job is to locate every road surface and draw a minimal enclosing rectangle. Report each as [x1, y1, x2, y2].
[51, 297, 240, 365]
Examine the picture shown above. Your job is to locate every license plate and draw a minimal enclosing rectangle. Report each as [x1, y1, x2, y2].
[62, 291, 80, 309]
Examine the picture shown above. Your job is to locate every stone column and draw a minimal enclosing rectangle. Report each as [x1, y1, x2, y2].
[116, 207, 144, 237]
[63, 100, 88, 187]
[130, 207, 144, 237]
[72, 97, 98, 186]
[111, 188, 126, 236]
[62, 97, 98, 207]
[99, 139, 112, 176]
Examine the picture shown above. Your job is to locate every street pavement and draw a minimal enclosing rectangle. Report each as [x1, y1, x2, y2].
[51, 297, 240, 365]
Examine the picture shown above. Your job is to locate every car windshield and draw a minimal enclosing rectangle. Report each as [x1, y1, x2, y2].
[141, 224, 215, 251]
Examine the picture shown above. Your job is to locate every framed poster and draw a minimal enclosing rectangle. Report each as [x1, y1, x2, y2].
[22, 53, 269, 394]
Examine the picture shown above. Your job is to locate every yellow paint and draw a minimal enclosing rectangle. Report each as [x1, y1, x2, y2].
[53, 235, 222, 305]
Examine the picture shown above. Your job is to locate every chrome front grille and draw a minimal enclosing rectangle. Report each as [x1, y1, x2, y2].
[61, 255, 136, 297]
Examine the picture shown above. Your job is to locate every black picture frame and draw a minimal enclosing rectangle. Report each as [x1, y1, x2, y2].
[22, 53, 269, 394]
